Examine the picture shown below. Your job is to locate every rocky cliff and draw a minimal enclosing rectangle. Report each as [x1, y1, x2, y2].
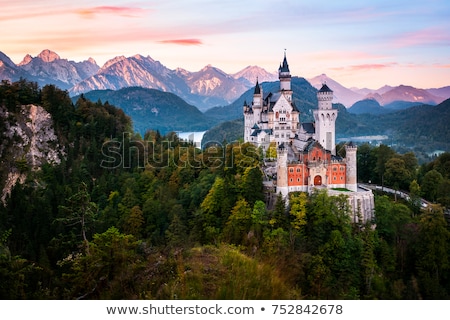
[0, 104, 64, 203]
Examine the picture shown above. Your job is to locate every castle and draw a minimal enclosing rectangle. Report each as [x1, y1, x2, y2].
[243, 53, 374, 222]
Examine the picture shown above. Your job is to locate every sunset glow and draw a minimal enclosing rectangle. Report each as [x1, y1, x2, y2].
[1, 0, 449, 89]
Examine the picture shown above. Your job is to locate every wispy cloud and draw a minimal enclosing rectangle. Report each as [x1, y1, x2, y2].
[157, 39, 203, 46]
[330, 63, 398, 72]
[76, 6, 150, 18]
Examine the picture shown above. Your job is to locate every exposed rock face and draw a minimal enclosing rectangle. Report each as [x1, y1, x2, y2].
[37, 49, 61, 63]
[17, 50, 100, 89]
[0, 104, 64, 203]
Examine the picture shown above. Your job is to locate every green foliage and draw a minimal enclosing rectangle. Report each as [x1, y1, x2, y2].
[60, 227, 143, 299]
[223, 198, 252, 244]
[73, 87, 216, 136]
[201, 118, 244, 148]
[265, 141, 278, 159]
[1, 80, 450, 300]
[57, 182, 98, 254]
[161, 245, 299, 299]
[415, 205, 450, 298]
[240, 166, 264, 206]
[421, 170, 444, 202]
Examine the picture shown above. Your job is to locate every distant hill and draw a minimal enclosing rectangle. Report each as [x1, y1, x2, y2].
[72, 87, 218, 135]
[379, 98, 450, 151]
[201, 118, 244, 148]
[348, 99, 387, 115]
[365, 85, 444, 106]
[426, 86, 450, 100]
[383, 101, 423, 112]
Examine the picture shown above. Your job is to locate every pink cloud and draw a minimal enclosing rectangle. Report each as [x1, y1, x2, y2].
[330, 62, 398, 72]
[330, 63, 397, 72]
[77, 6, 149, 18]
[158, 39, 203, 46]
[349, 63, 397, 71]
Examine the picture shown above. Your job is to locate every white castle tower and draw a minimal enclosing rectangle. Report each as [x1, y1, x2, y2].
[314, 84, 338, 155]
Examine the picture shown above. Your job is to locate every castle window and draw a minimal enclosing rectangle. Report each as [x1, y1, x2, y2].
[297, 168, 300, 173]
[290, 178, 293, 182]
[297, 178, 300, 182]
[290, 168, 294, 173]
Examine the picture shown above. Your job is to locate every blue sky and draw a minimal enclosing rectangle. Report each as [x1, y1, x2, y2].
[1, 0, 449, 88]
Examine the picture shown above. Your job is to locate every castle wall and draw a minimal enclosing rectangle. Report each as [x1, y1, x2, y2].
[345, 145, 358, 192]
[328, 187, 375, 223]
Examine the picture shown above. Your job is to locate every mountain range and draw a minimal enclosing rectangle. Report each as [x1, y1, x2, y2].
[308, 74, 449, 109]
[1, 49, 449, 112]
[0, 50, 276, 111]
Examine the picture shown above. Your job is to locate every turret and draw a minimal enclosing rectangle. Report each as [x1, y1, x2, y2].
[317, 83, 333, 110]
[313, 83, 338, 154]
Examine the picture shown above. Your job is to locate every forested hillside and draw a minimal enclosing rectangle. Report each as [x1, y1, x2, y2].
[0, 80, 449, 300]
[72, 87, 217, 135]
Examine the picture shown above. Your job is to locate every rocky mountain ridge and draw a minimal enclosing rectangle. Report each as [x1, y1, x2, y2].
[1, 50, 449, 111]
[309, 74, 447, 108]
[0, 50, 277, 111]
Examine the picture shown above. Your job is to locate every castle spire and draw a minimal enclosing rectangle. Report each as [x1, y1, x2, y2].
[254, 77, 261, 95]
[279, 49, 289, 73]
[278, 50, 291, 92]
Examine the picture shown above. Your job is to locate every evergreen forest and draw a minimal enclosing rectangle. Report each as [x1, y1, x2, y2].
[0, 80, 449, 299]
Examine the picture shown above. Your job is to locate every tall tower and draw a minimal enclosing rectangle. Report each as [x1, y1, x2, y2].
[314, 84, 338, 155]
[278, 51, 292, 101]
[252, 78, 263, 123]
[243, 100, 253, 143]
[276, 143, 289, 197]
[345, 143, 358, 192]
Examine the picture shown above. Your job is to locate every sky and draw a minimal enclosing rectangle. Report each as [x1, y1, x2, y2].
[1, 0, 449, 89]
